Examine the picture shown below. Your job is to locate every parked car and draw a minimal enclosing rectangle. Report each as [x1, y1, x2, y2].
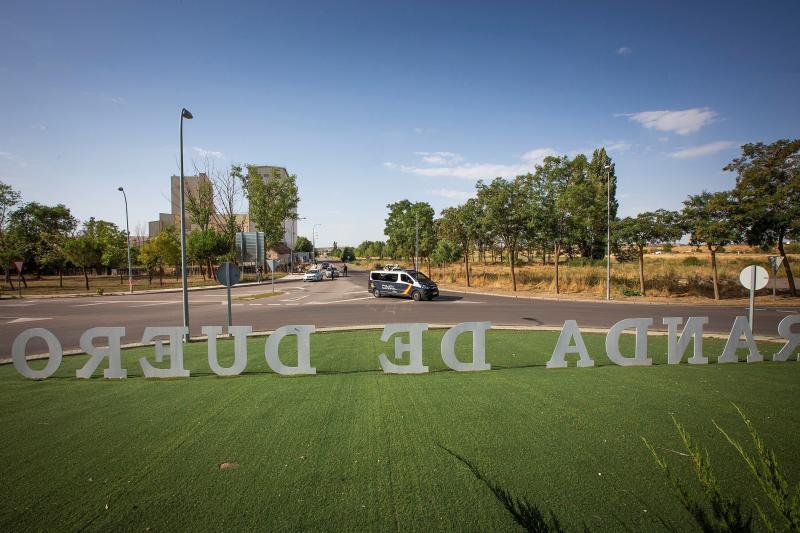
[368, 269, 438, 301]
[303, 268, 323, 282]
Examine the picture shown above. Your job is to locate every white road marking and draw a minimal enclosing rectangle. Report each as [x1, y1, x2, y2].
[131, 302, 179, 308]
[249, 303, 263, 306]
[309, 296, 374, 305]
[281, 295, 309, 302]
[777, 309, 799, 314]
[3, 317, 52, 324]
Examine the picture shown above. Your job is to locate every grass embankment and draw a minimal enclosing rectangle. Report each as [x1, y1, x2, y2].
[1, 272, 288, 297]
[1, 329, 798, 531]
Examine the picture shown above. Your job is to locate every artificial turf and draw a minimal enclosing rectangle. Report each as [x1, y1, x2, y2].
[0, 328, 798, 531]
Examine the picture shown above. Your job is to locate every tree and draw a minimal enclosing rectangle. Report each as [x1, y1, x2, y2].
[295, 236, 313, 253]
[384, 200, 436, 272]
[476, 177, 529, 291]
[5, 202, 77, 281]
[64, 235, 102, 290]
[138, 227, 181, 286]
[216, 163, 248, 256]
[533, 156, 574, 293]
[188, 228, 228, 279]
[430, 239, 461, 279]
[682, 191, 739, 300]
[340, 247, 356, 263]
[184, 175, 214, 231]
[241, 165, 300, 250]
[726, 139, 800, 296]
[438, 200, 477, 287]
[0, 181, 21, 287]
[83, 218, 128, 278]
[615, 210, 682, 295]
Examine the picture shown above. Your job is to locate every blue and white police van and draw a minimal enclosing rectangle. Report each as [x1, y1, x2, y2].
[368, 268, 439, 301]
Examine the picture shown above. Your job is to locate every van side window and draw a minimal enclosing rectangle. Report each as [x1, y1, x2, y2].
[383, 273, 398, 282]
[400, 274, 412, 283]
[370, 272, 381, 281]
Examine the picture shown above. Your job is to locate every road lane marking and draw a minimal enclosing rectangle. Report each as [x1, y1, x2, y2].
[131, 302, 180, 308]
[280, 295, 309, 302]
[308, 296, 374, 305]
[0, 317, 53, 324]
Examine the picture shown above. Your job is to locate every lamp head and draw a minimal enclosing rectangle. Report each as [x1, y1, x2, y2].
[117, 187, 124, 191]
[181, 108, 193, 119]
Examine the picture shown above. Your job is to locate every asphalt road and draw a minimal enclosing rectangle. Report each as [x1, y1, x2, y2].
[1, 263, 798, 356]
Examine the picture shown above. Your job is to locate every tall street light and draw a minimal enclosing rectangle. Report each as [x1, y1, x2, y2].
[179, 107, 193, 342]
[117, 187, 133, 294]
[605, 163, 612, 301]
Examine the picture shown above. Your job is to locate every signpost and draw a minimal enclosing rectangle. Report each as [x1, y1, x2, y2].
[266, 259, 279, 294]
[216, 262, 241, 329]
[768, 255, 784, 298]
[14, 260, 23, 298]
[739, 265, 769, 330]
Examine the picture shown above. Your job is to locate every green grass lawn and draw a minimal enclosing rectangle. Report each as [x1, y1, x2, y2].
[1, 329, 798, 531]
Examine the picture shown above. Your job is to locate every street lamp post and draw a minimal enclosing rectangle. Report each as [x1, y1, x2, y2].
[312, 223, 322, 262]
[605, 163, 612, 301]
[415, 210, 419, 272]
[117, 187, 133, 294]
[179, 107, 193, 342]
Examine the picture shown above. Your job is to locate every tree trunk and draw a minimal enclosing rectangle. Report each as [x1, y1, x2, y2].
[159, 266, 164, 286]
[777, 235, 796, 297]
[510, 247, 517, 291]
[59, 268, 63, 288]
[710, 246, 719, 300]
[554, 243, 561, 294]
[83, 268, 89, 291]
[541, 246, 547, 266]
[427, 256, 431, 278]
[638, 247, 645, 295]
[464, 246, 471, 288]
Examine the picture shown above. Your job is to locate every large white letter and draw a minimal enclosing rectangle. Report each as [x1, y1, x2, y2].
[265, 325, 316, 375]
[605, 318, 653, 366]
[379, 323, 429, 374]
[77, 327, 127, 378]
[774, 315, 800, 362]
[663, 317, 708, 365]
[138, 327, 191, 378]
[440, 322, 491, 372]
[12, 328, 63, 379]
[203, 325, 252, 376]
[547, 320, 594, 368]
[719, 316, 761, 363]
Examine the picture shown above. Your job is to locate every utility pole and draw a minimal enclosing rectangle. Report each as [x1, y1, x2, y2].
[117, 187, 133, 294]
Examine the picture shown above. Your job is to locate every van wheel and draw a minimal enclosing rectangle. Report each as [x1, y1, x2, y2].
[412, 291, 422, 301]
[373, 289, 381, 298]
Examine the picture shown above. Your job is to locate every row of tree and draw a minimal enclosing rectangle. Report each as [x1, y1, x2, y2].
[375, 140, 799, 300]
[0, 162, 303, 290]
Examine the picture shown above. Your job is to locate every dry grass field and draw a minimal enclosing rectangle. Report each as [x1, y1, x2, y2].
[363, 245, 800, 303]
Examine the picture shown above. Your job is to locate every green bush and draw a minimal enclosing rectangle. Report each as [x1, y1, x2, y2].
[682, 256, 704, 266]
[620, 286, 641, 297]
[564, 257, 605, 267]
[661, 243, 673, 253]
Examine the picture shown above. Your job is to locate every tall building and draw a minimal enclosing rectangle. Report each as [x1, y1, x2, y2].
[148, 173, 212, 237]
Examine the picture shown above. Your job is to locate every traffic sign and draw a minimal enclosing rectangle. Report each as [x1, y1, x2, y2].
[216, 262, 241, 287]
[739, 265, 769, 290]
[13, 260, 23, 274]
[266, 259, 279, 272]
[768, 255, 784, 273]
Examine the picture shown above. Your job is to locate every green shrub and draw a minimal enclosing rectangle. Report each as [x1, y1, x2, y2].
[661, 243, 673, 253]
[96, 288, 104, 295]
[682, 256, 704, 266]
[620, 286, 641, 297]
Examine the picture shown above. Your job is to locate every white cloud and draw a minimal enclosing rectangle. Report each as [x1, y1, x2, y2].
[604, 140, 632, 152]
[617, 47, 632, 55]
[430, 188, 474, 201]
[0, 151, 29, 168]
[619, 107, 716, 135]
[658, 136, 669, 142]
[193, 146, 224, 159]
[521, 148, 559, 164]
[669, 141, 737, 159]
[414, 151, 463, 166]
[104, 95, 126, 105]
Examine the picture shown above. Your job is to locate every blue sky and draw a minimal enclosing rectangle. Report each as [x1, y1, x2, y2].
[1, 0, 798, 246]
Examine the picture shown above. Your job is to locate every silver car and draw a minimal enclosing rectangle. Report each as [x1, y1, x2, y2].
[303, 268, 323, 282]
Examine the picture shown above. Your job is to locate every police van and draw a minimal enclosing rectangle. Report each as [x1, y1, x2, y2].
[368, 268, 439, 301]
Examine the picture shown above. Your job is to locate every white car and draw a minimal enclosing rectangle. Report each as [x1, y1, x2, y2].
[303, 269, 323, 282]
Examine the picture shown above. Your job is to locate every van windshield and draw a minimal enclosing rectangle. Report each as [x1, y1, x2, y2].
[412, 271, 431, 283]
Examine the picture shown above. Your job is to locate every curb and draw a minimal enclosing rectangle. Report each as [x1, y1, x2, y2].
[0, 323, 785, 365]
[12, 276, 302, 300]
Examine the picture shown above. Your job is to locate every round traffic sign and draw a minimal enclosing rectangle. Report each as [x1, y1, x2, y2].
[216, 262, 241, 287]
[739, 265, 768, 290]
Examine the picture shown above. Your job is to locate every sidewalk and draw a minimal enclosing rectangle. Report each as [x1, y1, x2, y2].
[4, 274, 304, 300]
